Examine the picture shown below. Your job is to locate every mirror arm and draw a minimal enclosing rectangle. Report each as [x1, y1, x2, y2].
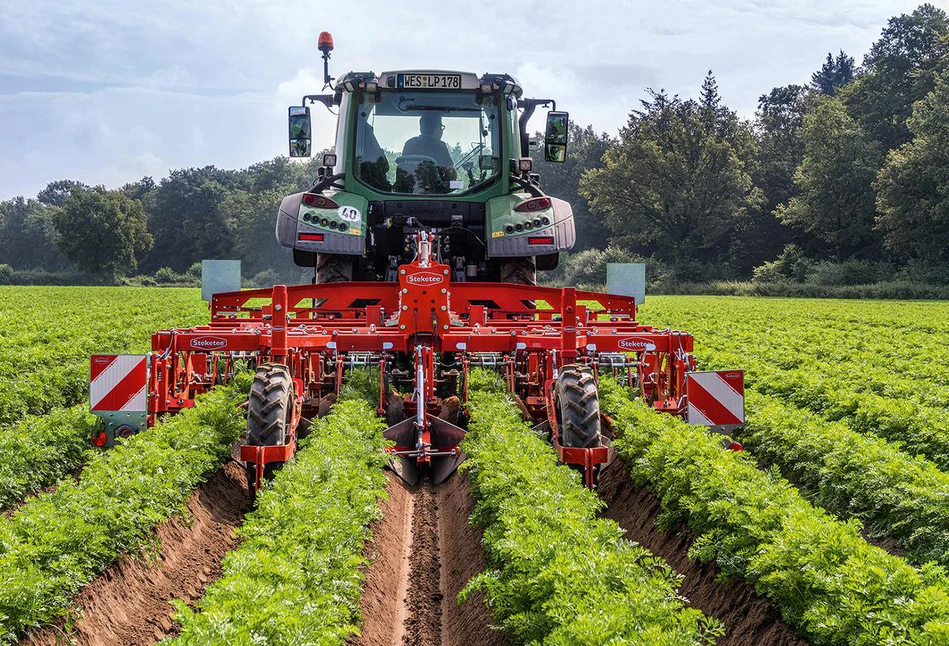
[510, 174, 545, 198]
[302, 94, 336, 111]
[516, 98, 558, 157]
[308, 173, 346, 194]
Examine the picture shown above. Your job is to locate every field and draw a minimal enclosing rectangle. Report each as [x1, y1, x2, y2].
[3, 287, 949, 645]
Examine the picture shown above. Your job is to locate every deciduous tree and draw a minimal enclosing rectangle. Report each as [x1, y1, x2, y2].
[777, 98, 882, 259]
[54, 187, 152, 276]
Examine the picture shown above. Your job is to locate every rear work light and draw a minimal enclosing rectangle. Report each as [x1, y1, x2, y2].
[298, 233, 324, 242]
[528, 236, 555, 245]
[302, 193, 340, 209]
[514, 197, 551, 212]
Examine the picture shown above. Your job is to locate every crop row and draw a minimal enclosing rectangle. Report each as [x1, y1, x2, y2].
[0, 373, 247, 642]
[599, 377, 949, 645]
[170, 373, 388, 645]
[691, 339, 949, 477]
[0, 286, 206, 426]
[461, 369, 722, 645]
[0, 405, 95, 510]
[641, 299, 949, 472]
[736, 390, 949, 567]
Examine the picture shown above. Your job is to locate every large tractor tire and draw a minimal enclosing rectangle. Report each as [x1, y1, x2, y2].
[316, 253, 355, 283]
[500, 257, 537, 286]
[244, 363, 294, 504]
[555, 365, 601, 448]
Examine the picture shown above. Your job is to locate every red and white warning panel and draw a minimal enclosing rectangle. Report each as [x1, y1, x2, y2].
[90, 355, 148, 412]
[686, 370, 744, 427]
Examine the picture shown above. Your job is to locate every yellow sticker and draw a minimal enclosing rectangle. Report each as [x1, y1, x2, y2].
[491, 230, 504, 238]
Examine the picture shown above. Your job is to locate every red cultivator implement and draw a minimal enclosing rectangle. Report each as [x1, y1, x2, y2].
[89, 235, 743, 497]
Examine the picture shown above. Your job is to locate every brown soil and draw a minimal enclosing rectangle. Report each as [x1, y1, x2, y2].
[353, 472, 505, 646]
[438, 471, 509, 646]
[23, 459, 248, 646]
[355, 473, 414, 646]
[598, 459, 810, 646]
[402, 481, 442, 646]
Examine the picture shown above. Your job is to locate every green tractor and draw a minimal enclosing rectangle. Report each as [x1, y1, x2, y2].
[277, 31, 574, 284]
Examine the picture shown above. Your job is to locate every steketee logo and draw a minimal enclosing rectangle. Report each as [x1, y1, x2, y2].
[618, 337, 656, 351]
[405, 272, 444, 285]
[190, 336, 227, 350]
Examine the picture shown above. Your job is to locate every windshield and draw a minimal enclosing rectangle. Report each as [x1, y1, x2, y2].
[353, 90, 501, 195]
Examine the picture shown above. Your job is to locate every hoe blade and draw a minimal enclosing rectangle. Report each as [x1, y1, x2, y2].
[429, 416, 466, 449]
[431, 416, 466, 484]
[383, 418, 416, 446]
[387, 454, 420, 487]
[432, 450, 466, 485]
[383, 418, 419, 487]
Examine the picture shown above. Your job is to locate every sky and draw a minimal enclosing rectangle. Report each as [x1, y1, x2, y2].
[0, 0, 938, 200]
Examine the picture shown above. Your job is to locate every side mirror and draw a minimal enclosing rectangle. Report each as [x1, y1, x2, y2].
[289, 106, 312, 158]
[544, 111, 569, 163]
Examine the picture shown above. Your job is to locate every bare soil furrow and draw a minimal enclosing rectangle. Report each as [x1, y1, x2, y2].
[22, 459, 247, 646]
[354, 471, 505, 646]
[599, 459, 809, 646]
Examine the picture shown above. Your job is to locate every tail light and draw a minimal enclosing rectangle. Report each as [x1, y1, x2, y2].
[528, 236, 554, 245]
[298, 233, 324, 242]
[514, 197, 551, 212]
[302, 193, 340, 209]
[726, 442, 744, 451]
[91, 431, 108, 447]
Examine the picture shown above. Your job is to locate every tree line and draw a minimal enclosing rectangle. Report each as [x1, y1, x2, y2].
[2, 4, 948, 289]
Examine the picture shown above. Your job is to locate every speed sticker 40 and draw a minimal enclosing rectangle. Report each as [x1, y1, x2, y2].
[338, 206, 361, 222]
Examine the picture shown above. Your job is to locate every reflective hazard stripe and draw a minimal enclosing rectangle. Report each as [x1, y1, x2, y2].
[90, 355, 148, 412]
[687, 371, 744, 426]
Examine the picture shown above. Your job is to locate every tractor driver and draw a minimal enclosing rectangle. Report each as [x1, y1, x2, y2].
[403, 113, 455, 171]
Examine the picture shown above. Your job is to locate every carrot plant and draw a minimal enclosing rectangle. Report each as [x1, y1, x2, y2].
[461, 369, 722, 645]
[0, 373, 248, 642]
[600, 377, 949, 645]
[0, 405, 95, 509]
[169, 372, 388, 645]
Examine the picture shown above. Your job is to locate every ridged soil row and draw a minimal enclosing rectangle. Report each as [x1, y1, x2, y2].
[354, 472, 506, 646]
[22, 457, 248, 646]
[597, 459, 808, 646]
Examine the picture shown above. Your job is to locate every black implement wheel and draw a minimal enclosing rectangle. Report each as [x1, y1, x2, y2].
[316, 253, 355, 283]
[500, 257, 537, 286]
[244, 363, 294, 505]
[554, 365, 601, 448]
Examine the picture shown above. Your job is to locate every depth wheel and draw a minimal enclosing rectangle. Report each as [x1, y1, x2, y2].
[316, 254, 355, 283]
[244, 363, 293, 505]
[555, 365, 601, 448]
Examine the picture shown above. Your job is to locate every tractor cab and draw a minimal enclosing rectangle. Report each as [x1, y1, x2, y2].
[277, 34, 575, 284]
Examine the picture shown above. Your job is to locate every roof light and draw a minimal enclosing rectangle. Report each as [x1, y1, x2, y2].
[318, 31, 334, 54]
[302, 193, 340, 209]
[514, 197, 551, 212]
[299, 233, 324, 242]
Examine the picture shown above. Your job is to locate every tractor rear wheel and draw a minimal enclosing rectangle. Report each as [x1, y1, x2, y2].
[316, 253, 355, 283]
[555, 365, 601, 448]
[500, 257, 537, 286]
[244, 363, 294, 504]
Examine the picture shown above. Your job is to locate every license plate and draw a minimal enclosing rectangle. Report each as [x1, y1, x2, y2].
[397, 74, 462, 89]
